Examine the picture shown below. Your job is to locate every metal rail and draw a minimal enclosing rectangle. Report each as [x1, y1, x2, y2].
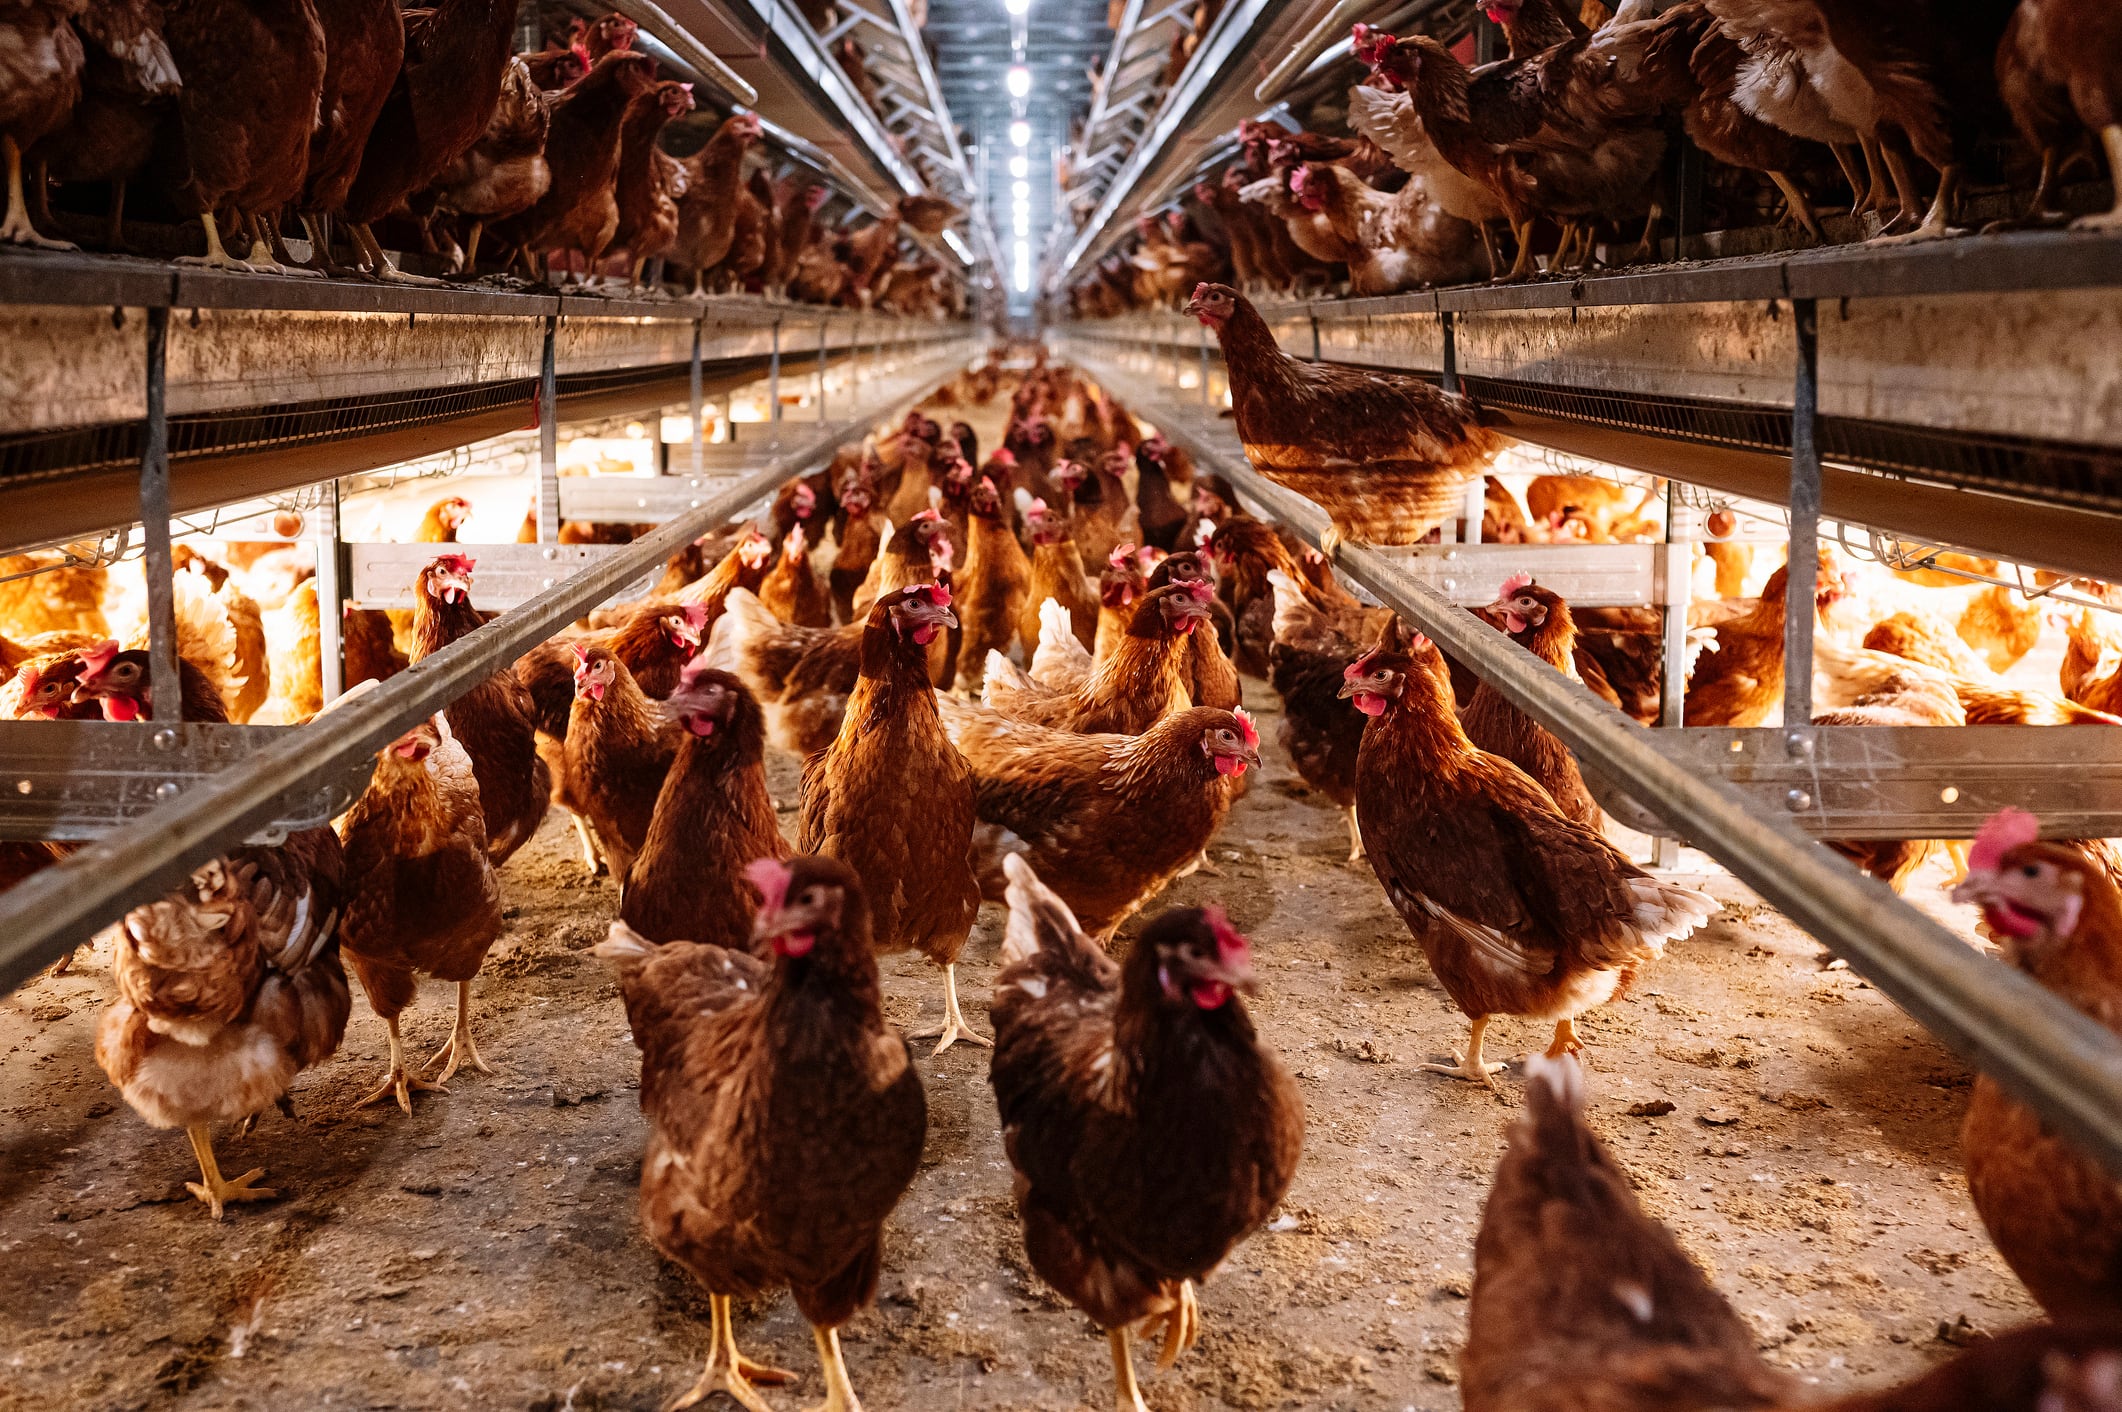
[1068, 356, 2122, 1177]
[0, 347, 970, 994]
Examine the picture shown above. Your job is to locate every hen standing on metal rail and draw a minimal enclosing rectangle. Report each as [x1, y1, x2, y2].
[1185, 282, 1508, 554]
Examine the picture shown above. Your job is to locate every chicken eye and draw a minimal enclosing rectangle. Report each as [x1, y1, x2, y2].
[2022, 865, 2041, 878]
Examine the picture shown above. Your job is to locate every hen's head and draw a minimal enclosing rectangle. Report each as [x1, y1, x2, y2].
[432, 495, 472, 534]
[1482, 0, 1524, 26]
[592, 12, 638, 52]
[72, 641, 152, 721]
[1134, 580, 1216, 637]
[1952, 810, 2109, 957]
[969, 476, 1006, 520]
[736, 528, 773, 572]
[1489, 573, 1563, 638]
[1023, 497, 1065, 545]
[1150, 548, 1213, 591]
[1193, 705, 1262, 780]
[422, 553, 476, 607]
[906, 508, 956, 571]
[385, 717, 442, 766]
[878, 581, 956, 647]
[1184, 283, 1237, 329]
[1290, 164, 1330, 212]
[668, 662, 750, 740]
[783, 522, 808, 561]
[1138, 902, 1257, 1012]
[660, 602, 709, 653]
[1338, 620, 1428, 717]
[657, 80, 696, 121]
[1052, 459, 1088, 494]
[8, 652, 87, 719]
[790, 481, 817, 518]
[572, 643, 618, 702]
[747, 854, 865, 961]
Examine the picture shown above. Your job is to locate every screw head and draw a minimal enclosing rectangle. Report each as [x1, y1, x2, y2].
[155, 780, 181, 801]
[1784, 787, 1812, 811]
[152, 728, 177, 751]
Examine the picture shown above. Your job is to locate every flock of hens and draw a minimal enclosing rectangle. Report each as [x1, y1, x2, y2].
[6, 322, 2122, 1409]
[0, 0, 963, 309]
[1074, 0, 2121, 306]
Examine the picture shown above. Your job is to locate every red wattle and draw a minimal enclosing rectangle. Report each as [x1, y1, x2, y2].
[912, 625, 938, 645]
[1214, 755, 1247, 777]
[1191, 981, 1231, 1010]
[103, 696, 141, 722]
[1353, 693, 1387, 717]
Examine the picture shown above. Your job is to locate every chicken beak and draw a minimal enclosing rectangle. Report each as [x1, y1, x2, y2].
[1337, 673, 1387, 701]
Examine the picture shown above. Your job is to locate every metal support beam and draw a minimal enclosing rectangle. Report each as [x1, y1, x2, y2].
[138, 307, 178, 724]
[689, 318, 704, 481]
[769, 318, 783, 425]
[817, 319, 830, 422]
[315, 482, 345, 703]
[1785, 298, 1820, 729]
[537, 313, 559, 544]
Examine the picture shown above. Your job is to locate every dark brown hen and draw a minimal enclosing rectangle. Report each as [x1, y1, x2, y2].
[990, 858, 1302, 1412]
[1189, 283, 1506, 549]
[597, 855, 925, 1412]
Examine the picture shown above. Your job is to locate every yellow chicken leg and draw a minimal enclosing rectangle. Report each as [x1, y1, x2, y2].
[666, 1294, 795, 1412]
[1153, 1279, 1200, 1371]
[355, 1015, 448, 1115]
[184, 1124, 275, 1220]
[1345, 806, 1365, 864]
[2074, 127, 2122, 233]
[1421, 1014, 1507, 1087]
[1545, 1016, 1582, 1060]
[174, 211, 255, 273]
[425, 980, 493, 1085]
[806, 1324, 864, 1412]
[1109, 1326, 1151, 1412]
[0, 136, 74, 249]
[909, 963, 992, 1055]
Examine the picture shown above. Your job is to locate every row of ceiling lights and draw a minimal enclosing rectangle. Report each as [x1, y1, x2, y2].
[999, 0, 1035, 292]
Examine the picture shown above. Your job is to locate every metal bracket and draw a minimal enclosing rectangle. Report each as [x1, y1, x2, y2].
[0, 722, 375, 844]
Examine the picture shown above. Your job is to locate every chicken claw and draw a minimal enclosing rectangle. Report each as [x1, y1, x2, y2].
[173, 212, 255, 274]
[908, 963, 992, 1055]
[184, 1125, 277, 1221]
[1543, 1017, 1582, 1060]
[424, 980, 494, 1085]
[354, 1016, 448, 1116]
[1421, 1015, 1506, 1088]
[667, 1294, 794, 1412]
[2071, 128, 2122, 232]
[1153, 1279, 1200, 1371]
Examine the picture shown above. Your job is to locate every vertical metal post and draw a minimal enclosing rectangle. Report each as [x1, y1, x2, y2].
[688, 317, 704, 480]
[852, 318, 865, 399]
[1197, 320, 1210, 406]
[1784, 298, 1820, 730]
[816, 319, 829, 422]
[537, 314, 559, 543]
[769, 317, 783, 426]
[1440, 311, 1468, 543]
[314, 482, 345, 702]
[139, 306, 179, 723]
[1654, 480, 1691, 870]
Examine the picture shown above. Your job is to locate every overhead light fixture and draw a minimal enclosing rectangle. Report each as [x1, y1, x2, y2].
[1008, 154, 1028, 179]
[1006, 65, 1032, 97]
[1013, 211, 1029, 236]
[1005, 0, 1031, 12]
[1011, 180, 1031, 200]
[1009, 120, 1030, 147]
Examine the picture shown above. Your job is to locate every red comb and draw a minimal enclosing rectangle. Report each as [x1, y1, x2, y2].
[1203, 904, 1249, 963]
[1233, 706, 1259, 749]
[1108, 543, 1138, 570]
[744, 857, 793, 914]
[436, 553, 475, 575]
[571, 643, 590, 665]
[1343, 651, 1376, 680]
[925, 582, 952, 607]
[1969, 808, 2041, 872]
[682, 602, 708, 628]
[1499, 572, 1534, 597]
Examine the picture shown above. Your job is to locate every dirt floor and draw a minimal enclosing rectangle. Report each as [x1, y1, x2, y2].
[0, 671, 2039, 1411]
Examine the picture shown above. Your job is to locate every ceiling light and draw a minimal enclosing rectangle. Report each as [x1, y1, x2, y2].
[1011, 180, 1030, 200]
[1013, 211, 1029, 236]
[1009, 120, 1030, 147]
[1006, 65, 1032, 97]
[1008, 155, 1028, 179]
[1005, 0, 1031, 12]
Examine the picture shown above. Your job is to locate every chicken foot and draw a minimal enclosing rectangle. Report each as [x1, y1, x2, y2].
[1153, 1279, 1200, 1371]
[243, 212, 320, 278]
[1344, 806, 1365, 864]
[1544, 1016, 1582, 1060]
[805, 1324, 864, 1412]
[354, 1015, 448, 1116]
[1871, 142, 1931, 238]
[1421, 1013, 1506, 1087]
[349, 223, 447, 286]
[425, 980, 493, 1086]
[1108, 1326, 1153, 1412]
[1871, 163, 1963, 245]
[1854, 135, 1894, 222]
[174, 211, 255, 274]
[184, 1124, 276, 1221]
[0, 137, 74, 250]
[2074, 127, 2122, 233]
[1768, 172, 1827, 245]
[1494, 219, 1541, 283]
[571, 810, 609, 876]
[908, 963, 992, 1055]
[298, 213, 363, 278]
[666, 1293, 796, 1412]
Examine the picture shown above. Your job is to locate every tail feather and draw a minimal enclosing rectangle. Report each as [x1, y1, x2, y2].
[1000, 853, 1089, 967]
[1628, 876, 1718, 949]
[594, 920, 656, 968]
[982, 650, 1037, 707]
